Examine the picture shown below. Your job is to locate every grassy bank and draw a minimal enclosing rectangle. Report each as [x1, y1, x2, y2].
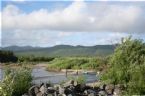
[47, 57, 108, 72]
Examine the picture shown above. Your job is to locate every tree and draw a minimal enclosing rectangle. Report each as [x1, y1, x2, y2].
[0, 50, 18, 63]
[102, 37, 145, 95]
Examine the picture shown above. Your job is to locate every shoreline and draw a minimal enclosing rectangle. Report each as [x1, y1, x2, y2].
[0, 63, 97, 75]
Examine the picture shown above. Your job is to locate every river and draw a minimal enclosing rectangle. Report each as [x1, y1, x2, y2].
[0, 67, 98, 84]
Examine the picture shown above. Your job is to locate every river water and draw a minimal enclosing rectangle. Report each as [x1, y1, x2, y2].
[0, 67, 98, 84]
[0, 68, 3, 80]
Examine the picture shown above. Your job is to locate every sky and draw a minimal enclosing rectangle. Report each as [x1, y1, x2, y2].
[1, 0, 145, 47]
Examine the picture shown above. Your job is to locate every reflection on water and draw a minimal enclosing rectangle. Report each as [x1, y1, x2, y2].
[0, 67, 98, 84]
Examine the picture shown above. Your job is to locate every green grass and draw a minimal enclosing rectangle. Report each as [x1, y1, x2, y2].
[47, 57, 108, 71]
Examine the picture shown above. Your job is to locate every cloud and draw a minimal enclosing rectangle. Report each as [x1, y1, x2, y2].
[1, 29, 144, 47]
[11, 0, 25, 1]
[1, 1, 145, 47]
[58, 32, 73, 37]
[2, 1, 145, 33]
[1, 30, 67, 47]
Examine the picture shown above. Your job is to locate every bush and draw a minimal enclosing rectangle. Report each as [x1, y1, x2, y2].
[47, 57, 107, 71]
[0, 67, 32, 96]
[18, 56, 54, 62]
[67, 75, 86, 84]
[101, 37, 145, 95]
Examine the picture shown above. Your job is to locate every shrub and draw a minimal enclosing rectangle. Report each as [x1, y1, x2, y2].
[47, 57, 107, 71]
[0, 67, 32, 96]
[101, 37, 145, 95]
[67, 75, 86, 84]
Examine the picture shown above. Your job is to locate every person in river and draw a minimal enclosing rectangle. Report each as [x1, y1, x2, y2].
[65, 69, 68, 77]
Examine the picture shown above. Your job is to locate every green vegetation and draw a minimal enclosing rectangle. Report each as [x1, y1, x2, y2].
[18, 56, 54, 62]
[2, 45, 115, 57]
[47, 57, 108, 71]
[0, 67, 32, 96]
[60, 76, 86, 86]
[101, 37, 145, 95]
[1, 37, 145, 95]
[0, 50, 54, 63]
[0, 50, 18, 63]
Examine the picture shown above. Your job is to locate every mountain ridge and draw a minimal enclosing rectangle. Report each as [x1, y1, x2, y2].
[1, 45, 116, 57]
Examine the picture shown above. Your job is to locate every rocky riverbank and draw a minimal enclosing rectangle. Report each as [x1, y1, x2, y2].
[22, 80, 122, 96]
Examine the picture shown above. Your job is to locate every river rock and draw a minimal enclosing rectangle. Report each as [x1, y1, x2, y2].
[47, 94, 53, 96]
[100, 84, 106, 90]
[36, 92, 43, 96]
[46, 83, 52, 88]
[115, 84, 125, 90]
[93, 86, 100, 92]
[39, 85, 46, 95]
[58, 86, 65, 94]
[80, 83, 86, 90]
[98, 90, 107, 96]
[74, 80, 78, 86]
[22, 93, 29, 96]
[64, 85, 75, 95]
[88, 93, 96, 96]
[84, 89, 97, 96]
[113, 84, 123, 96]
[67, 94, 73, 96]
[105, 84, 114, 95]
[63, 80, 74, 87]
[28, 85, 40, 96]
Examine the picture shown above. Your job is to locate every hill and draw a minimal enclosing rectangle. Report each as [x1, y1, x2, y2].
[1, 45, 116, 57]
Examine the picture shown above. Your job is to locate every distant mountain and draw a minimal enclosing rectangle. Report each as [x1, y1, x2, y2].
[2, 45, 41, 52]
[1, 45, 116, 57]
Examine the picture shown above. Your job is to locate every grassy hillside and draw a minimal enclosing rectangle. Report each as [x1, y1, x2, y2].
[2, 45, 116, 57]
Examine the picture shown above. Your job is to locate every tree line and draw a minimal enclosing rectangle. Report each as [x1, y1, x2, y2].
[0, 50, 18, 63]
[0, 50, 54, 63]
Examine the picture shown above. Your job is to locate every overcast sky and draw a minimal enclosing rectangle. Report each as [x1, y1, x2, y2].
[1, 0, 145, 47]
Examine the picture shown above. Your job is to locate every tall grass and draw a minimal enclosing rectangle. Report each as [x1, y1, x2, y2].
[47, 57, 108, 71]
[0, 67, 32, 96]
